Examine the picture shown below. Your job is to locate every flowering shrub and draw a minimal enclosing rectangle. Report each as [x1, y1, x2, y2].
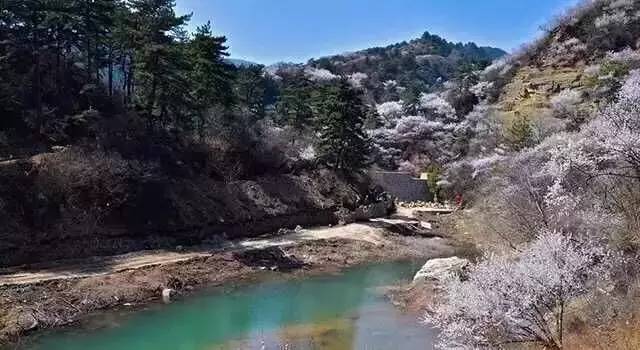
[304, 67, 338, 81]
[550, 89, 583, 119]
[607, 47, 640, 66]
[347, 72, 368, 88]
[546, 37, 587, 64]
[375, 101, 404, 125]
[426, 231, 613, 349]
[419, 92, 457, 120]
[595, 11, 630, 28]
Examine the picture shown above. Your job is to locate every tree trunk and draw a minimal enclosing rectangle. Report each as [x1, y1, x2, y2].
[126, 56, 134, 105]
[55, 33, 61, 100]
[32, 19, 43, 133]
[108, 46, 114, 97]
[147, 75, 157, 116]
[94, 32, 100, 82]
[34, 51, 43, 129]
[146, 56, 159, 116]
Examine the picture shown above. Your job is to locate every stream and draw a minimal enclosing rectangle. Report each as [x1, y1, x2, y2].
[21, 261, 437, 350]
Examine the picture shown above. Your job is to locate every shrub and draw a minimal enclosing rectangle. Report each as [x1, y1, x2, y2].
[36, 147, 156, 235]
[550, 89, 583, 119]
[505, 114, 536, 151]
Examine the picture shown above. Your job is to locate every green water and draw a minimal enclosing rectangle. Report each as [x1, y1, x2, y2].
[23, 262, 437, 350]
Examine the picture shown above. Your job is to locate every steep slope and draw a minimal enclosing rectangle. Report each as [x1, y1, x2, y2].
[427, 2, 640, 348]
[491, 0, 640, 127]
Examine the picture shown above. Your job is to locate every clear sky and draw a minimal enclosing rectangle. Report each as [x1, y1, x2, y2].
[175, 0, 580, 65]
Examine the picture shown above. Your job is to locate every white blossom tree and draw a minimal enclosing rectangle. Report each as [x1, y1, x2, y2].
[426, 231, 613, 350]
[304, 67, 338, 81]
[419, 92, 457, 120]
[375, 100, 405, 126]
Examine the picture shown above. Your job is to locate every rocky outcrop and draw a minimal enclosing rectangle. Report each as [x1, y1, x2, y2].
[413, 257, 469, 284]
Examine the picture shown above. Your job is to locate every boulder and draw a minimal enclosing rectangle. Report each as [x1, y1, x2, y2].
[161, 288, 176, 304]
[17, 312, 38, 332]
[413, 257, 469, 284]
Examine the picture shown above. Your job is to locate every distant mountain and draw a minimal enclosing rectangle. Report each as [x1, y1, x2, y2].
[225, 58, 261, 68]
[270, 31, 506, 104]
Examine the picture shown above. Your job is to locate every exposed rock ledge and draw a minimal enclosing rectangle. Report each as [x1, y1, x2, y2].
[412, 256, 469, 284]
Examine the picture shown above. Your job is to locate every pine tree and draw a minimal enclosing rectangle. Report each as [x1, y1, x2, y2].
[506, 114, 535, 151]
[234, 64, 269, 120]
[0, 0, 86, 130]
[314, 79, 371, 172]
[76, 0, 116, 85]
[128, 0, 191, 124]
[188, 21, 233, 113]
[110, 1, 136, 103]
[277, 73, 314, 142]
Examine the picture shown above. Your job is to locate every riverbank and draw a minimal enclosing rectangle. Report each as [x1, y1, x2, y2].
[0, 208, 467, 345]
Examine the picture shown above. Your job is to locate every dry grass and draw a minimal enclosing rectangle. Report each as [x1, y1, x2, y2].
[565, 317, 640, 350]
[497, 65, 590, 124]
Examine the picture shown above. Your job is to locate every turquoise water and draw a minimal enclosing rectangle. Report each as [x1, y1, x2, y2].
[23, 262, 436, 350]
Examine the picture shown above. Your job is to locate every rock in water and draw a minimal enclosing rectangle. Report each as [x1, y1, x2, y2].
[413, 257, 469, 284]
[162, 288, 175, 304]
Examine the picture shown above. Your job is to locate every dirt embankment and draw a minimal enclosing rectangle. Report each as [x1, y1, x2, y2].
[0, 148, 389, 267]
[0, 209, 464, 344]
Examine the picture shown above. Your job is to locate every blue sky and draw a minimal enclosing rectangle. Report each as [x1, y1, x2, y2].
[175, 0, 580, 65]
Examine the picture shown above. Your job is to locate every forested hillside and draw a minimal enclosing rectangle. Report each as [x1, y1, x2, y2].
[265, 33, 505, 175]
[0, 0, 374, 265]
[305, 31, 505, 103]
[420, 1, 640, 348]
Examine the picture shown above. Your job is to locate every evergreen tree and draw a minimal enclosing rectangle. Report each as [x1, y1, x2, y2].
[0, 0, 86, 131]
[506, 114, 535, 151]
[314, 79, 371, 172]
[76, 0, 116, 85]
[188, 21, 233, 110]
[277, 73, 314, 140]
[234, 64, 268, 120]
[128, 0, 191, 124]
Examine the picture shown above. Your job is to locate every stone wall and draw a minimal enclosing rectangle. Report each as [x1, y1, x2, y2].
[370, 171, 432, 202]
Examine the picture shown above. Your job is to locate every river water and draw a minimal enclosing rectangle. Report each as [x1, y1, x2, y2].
[23, 261, 437, 350]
